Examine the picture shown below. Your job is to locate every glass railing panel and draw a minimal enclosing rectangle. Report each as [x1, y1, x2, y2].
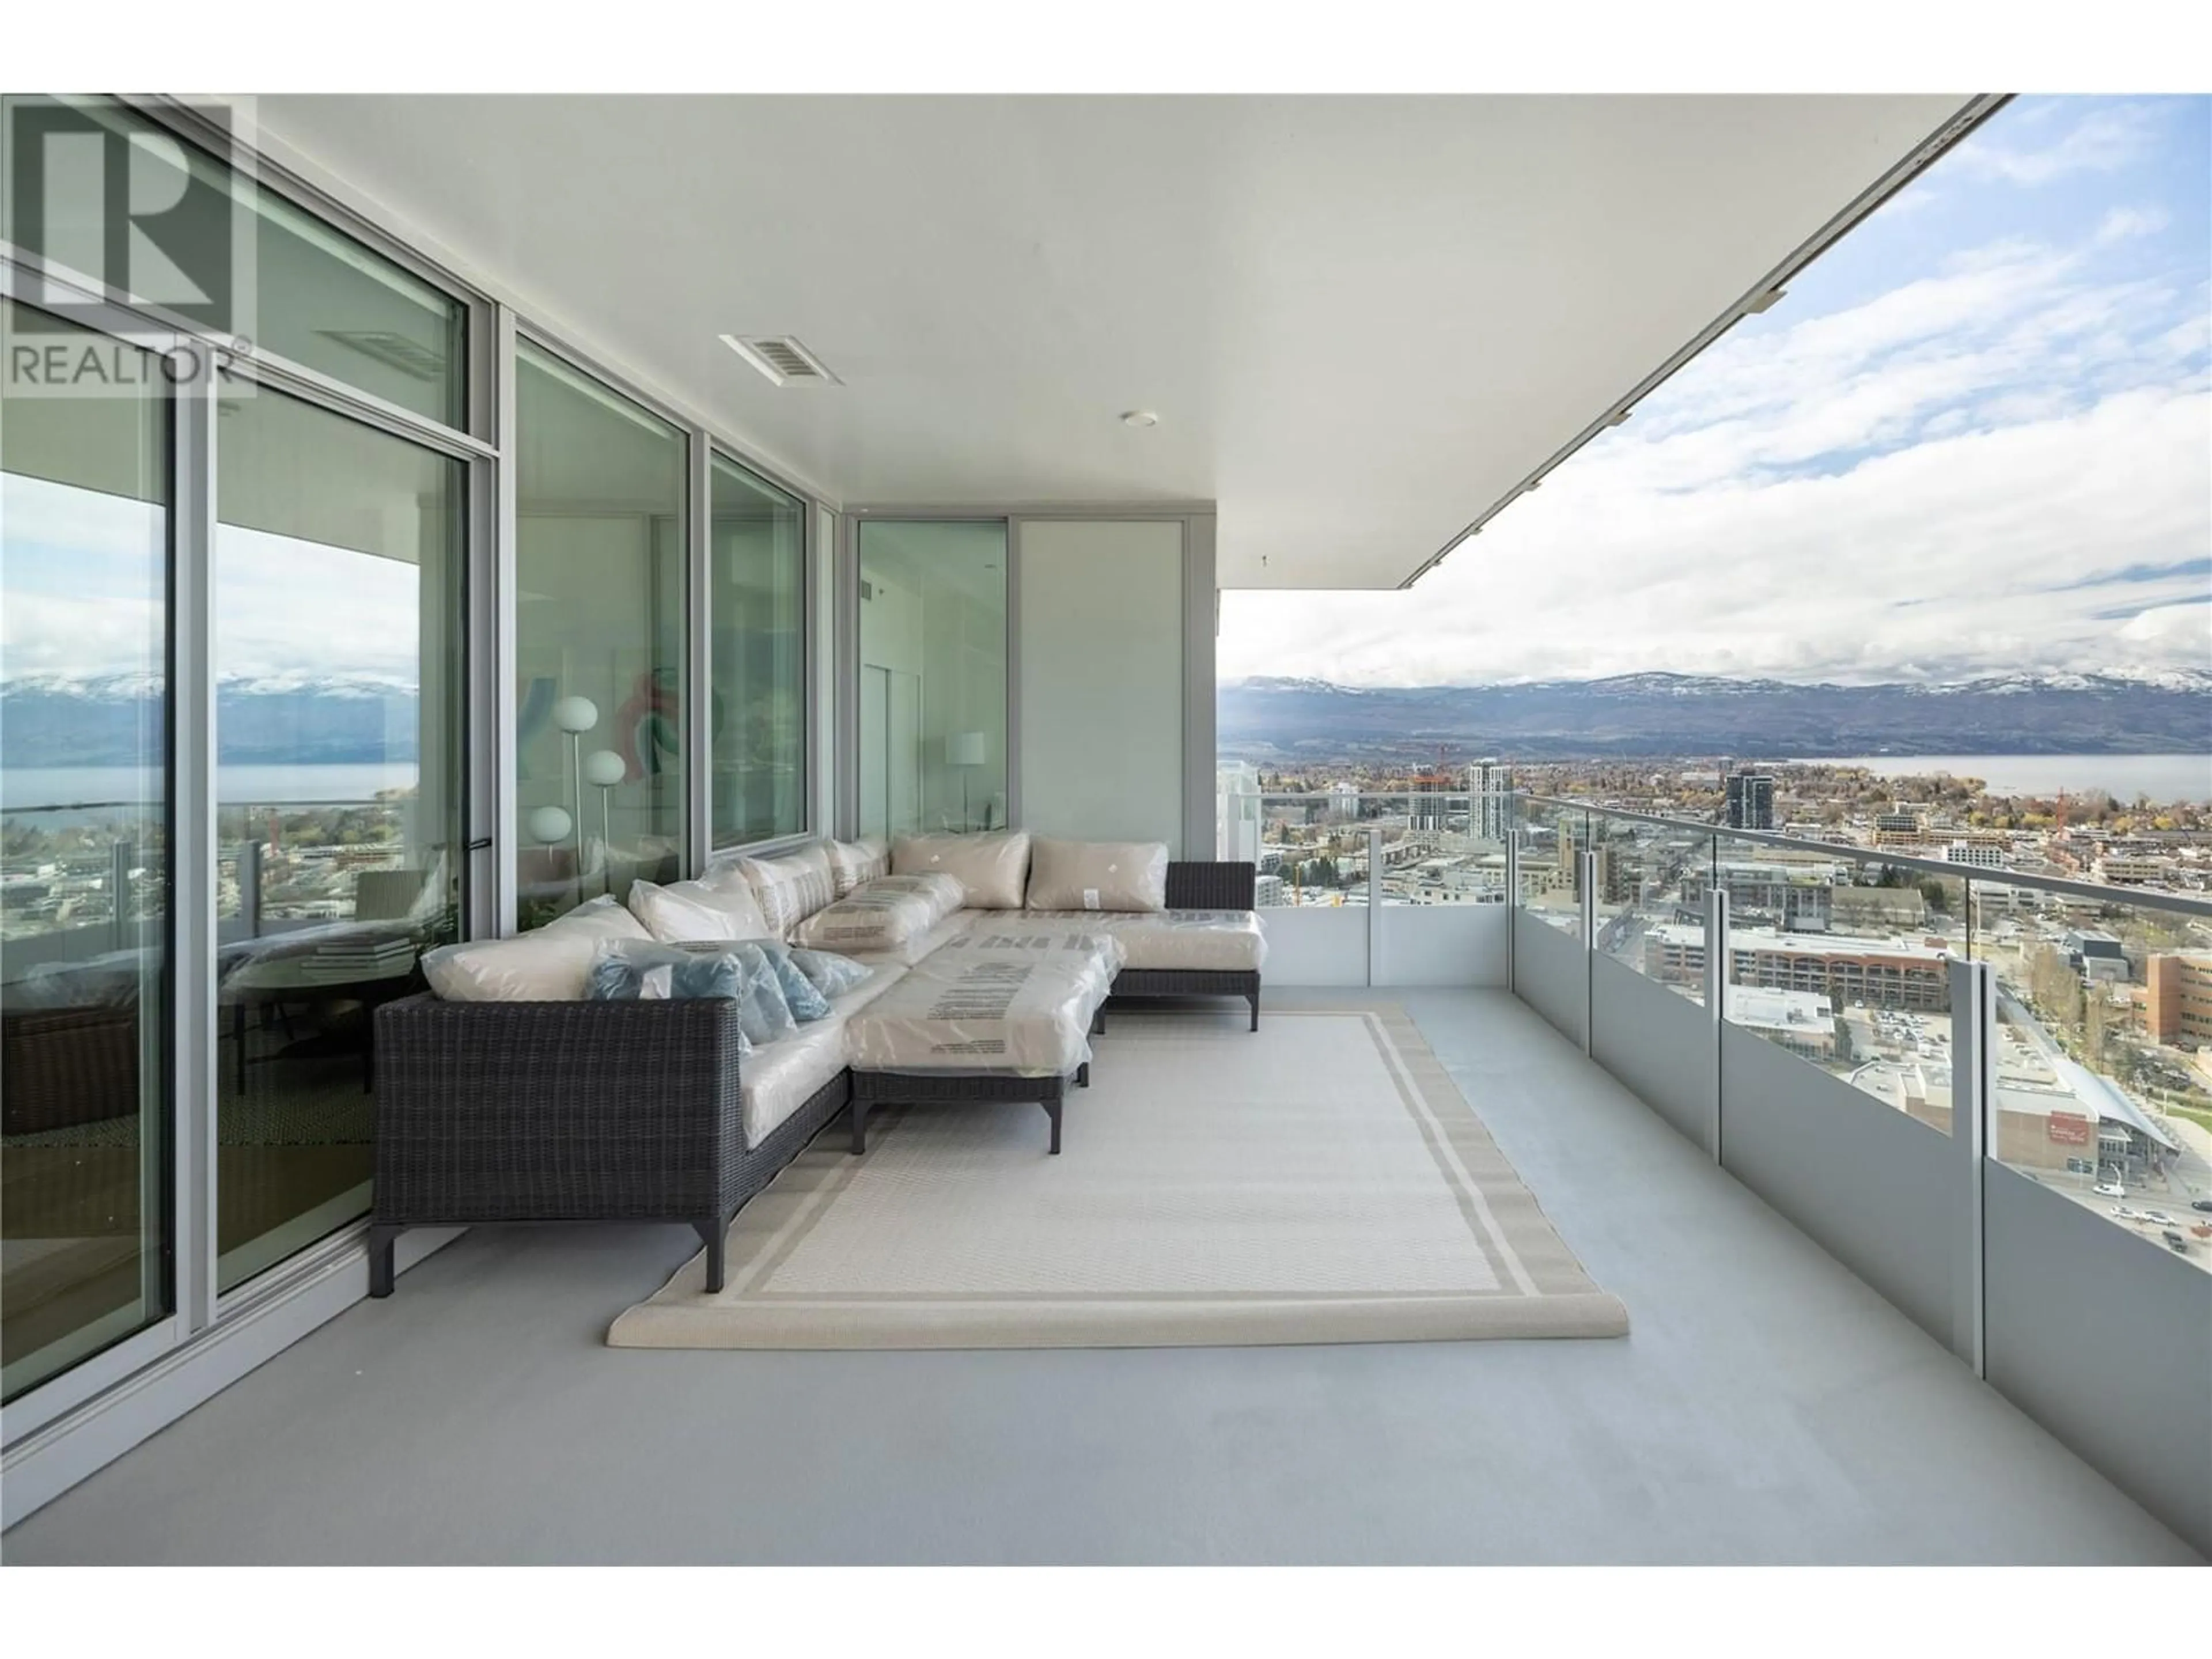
[1241, 790, 1513, 906]
[1972, 880, 2212, 1266]
[1514, 797, 1585, 934]
[1715, 834, 1964, 1129]
[1590, 810, 1715, 1005]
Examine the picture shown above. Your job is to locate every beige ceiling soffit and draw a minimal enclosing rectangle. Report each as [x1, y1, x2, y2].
[1400, 92, 2013, 590]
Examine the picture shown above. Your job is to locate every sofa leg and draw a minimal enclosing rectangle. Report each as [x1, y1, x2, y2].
[1249, 988, 1260, 1032]
[1092, 1006, 1106, 1035]
[850, 1095, 870, 1156]
[1046, 1094, 1063, 1155]
[693, 1213, 728, 1293]
[368, 1224, 402, 1298]
[1077, 1060, 1090, 1089]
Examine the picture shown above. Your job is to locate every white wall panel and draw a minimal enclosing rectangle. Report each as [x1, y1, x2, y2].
[1016, 520, 1185, 853]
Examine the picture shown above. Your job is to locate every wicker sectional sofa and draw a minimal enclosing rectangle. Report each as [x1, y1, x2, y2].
[368, 851, 1260, 1296]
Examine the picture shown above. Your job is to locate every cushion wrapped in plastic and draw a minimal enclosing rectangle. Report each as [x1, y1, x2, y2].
[1023, 838, 1169, 913]
[735, 844, 836, 937]
[786, 946, 876, 998]
[844, 925, 1124, 1077]
[625, 875, 772, 943]
[790, 872, 965, 954]
[1020, 908, 1267, 972]
[586, 940, 748, 1006]
[421, 894, 648, 1002]
[825, 836, 891, 898]
[889, 830, 1032, 909]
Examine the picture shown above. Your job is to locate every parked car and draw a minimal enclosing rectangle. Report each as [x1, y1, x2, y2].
[2161, 1231, 2188, 1253]
[2093, 1182, 2126, 1198]
[2191, 1199, 2212, 1214]
[2111, 1205, 2143, 1221]
[2143, 1210, 2176, 1227]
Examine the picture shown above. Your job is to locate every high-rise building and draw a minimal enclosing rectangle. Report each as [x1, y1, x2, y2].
[1724, 771, 1775, 831]
[1469, 757, 1509, 842]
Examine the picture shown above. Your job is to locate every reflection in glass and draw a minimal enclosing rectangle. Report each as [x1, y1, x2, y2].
[1973, 881, 2210, 1267]
[214, 381, 464, 1291]
[710, 455, 805, 847]
[1717, 836, 1963, 1131]
[1, 96, 468, 427]
[514, 345, 685, 925]
[1, 301, 171, 1399]
[1595, 818, 1715, 1001]
[857, 521, 1006, 839]
[1514, 800, 1588, 934]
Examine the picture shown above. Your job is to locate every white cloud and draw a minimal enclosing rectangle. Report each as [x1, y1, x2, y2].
[1949, 104, 2159, 187]
[1219, 218, 2212, 689]
[2097, 204, 2172, 243]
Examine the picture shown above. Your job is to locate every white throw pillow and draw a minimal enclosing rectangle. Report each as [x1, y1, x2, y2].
[891, 830, 1032, 909]
[626, 876, 772, 944]
[421, 894, 650, 1001]
[1024, 838, 1169, 913]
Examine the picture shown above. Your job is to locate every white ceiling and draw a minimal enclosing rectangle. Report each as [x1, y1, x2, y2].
[253, 94, 1982, 590]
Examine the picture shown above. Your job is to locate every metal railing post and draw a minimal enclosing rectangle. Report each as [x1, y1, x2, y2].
[237, 839, 263, 940]
[1579, 847, 1597, 1055]
[111, 840, 132, 950]
[1506, 815, 1521, 995]
[1948, 955, 1993, 1377]
[1366, 822, 1382, 987]
[1705, 887, 1729, 1164]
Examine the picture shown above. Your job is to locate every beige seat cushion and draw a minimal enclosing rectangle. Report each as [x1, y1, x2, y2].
[790, 872, 965, 954]
[1025, 908, 1267, 973]
[846, 925, 1124, 1078]
[741, 966, 906, 1149]
[890, 830, 1031, 908]
[844, 910, 978, 970]
[1024, 837, 1168, 912]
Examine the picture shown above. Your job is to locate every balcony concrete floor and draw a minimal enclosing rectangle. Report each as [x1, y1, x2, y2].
[3, 988, 2201, 1565]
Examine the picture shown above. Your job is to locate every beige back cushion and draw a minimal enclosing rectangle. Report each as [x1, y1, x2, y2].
[625, 876, 772, 944]
[736, 845, 836, 938]
[890, 830, 1032, 910]
[1024, 838, 1169, 913]
[825, 836, 891, 899]
[421, 893, 649, 1001]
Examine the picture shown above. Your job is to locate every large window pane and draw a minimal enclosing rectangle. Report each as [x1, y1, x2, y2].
[857, 521, 1006, 839]
[710, 455, 805, 847]
[214, 381, 464, 1291]
[3, 95, 468, 427]
[515, 345, 685, 925]
[1, 301, 171, 1399]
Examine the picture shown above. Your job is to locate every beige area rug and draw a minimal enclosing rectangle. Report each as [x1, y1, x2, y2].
[609, 1007, 1628, 1349]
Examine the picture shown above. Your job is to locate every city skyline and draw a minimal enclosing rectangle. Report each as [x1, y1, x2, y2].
[1219, 96, 2212, 690]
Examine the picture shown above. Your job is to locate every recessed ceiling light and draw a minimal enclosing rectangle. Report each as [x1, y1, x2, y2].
[1120, 410, 1159, 428]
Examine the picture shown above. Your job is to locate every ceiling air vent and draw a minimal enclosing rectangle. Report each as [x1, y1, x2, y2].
[719, 334, 841, 387]
[318, 329, 446, 381]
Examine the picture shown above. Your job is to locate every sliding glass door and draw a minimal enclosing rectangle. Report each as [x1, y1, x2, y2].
[211, 382, 465, 1292]
[0, 301, 173, 1401]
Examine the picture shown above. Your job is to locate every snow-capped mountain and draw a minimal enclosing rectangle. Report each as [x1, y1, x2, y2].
[1218, 671, 2212, 760]
[1, 672, 421, 766]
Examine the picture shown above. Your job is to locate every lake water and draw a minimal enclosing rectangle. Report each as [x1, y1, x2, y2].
[1804, 755, 2210, 804]
[3, 764, 420, 819]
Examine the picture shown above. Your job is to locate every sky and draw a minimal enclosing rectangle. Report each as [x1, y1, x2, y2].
[1218, 95, 2212, 688]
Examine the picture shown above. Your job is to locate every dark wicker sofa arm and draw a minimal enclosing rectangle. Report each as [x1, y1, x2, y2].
[372, 993, 747, 1223]
[1164, 860, 1256, 911]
